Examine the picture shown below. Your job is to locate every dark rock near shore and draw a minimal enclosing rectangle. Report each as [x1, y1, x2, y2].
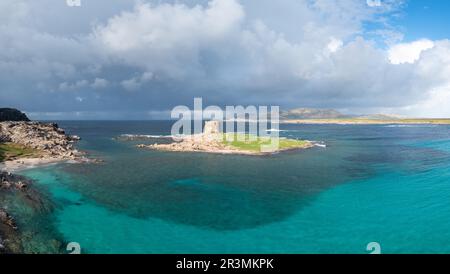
[0, 209, 17, 230]
[0, 171, 65, 254]
[0, 172, 31, 253]
[1, 172, 28, 191]
[0, 108, 30, 122]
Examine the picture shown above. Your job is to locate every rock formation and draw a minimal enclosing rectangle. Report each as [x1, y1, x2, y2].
[0, 172, 63, 254]
[0, 121, 82, 159]
[0, 127, 9, 142]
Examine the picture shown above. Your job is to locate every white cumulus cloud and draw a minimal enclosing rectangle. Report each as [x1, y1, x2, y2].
[388, 39, 435, 65]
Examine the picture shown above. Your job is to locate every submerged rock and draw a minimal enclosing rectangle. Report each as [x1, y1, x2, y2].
[0, 209, 17, 230]
[0, 172, 65, 254]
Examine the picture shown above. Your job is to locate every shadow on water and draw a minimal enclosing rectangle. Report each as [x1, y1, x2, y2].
[58, 143, 366, 231]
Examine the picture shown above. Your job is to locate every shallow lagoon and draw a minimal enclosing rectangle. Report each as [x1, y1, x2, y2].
[17, 121, 450, 253]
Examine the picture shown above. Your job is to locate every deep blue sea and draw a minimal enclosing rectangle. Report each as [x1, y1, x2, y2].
[16, 121, 450, 254]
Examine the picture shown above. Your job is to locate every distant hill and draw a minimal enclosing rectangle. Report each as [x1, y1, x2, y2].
[281, 108, 405, 120]
[0, 108, 30, 122]
[357, 114, 405, 120]
[281, 108, 348, 119]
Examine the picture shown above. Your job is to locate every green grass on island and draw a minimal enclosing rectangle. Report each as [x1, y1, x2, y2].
[0, 142, 41, 162]
[221, 133, 311, 152]
[282, 118, 450, 125]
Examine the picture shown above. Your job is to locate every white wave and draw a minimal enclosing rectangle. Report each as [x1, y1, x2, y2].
[306, 140, 327, 148]
[385, 125, 438, 128]
[266, 129, 299, 132]
[314, 143, 327, 148]
[119, 134, 179, 139]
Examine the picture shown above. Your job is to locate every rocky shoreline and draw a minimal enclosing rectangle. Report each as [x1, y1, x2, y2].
[0, 121, 82, 158]
[138, 136, 315, 155]
[0, 172, 64, 253]
[137, 134, 272, 155]
[0, 121, 87, 172]
[1, 172, 29, 253]
[0, 118, 86, 253]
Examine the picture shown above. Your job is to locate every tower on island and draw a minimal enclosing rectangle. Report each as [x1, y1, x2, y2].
[203, 120, 221, 135]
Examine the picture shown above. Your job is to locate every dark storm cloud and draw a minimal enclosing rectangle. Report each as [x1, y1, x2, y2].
[1, 0, 450, 119]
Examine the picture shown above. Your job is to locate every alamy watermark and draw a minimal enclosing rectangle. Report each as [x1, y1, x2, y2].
[67, 242, 81, 254]
[170, 98, 280, 152]
[366, 242, 381, 254]
[66, 0, 81, 7]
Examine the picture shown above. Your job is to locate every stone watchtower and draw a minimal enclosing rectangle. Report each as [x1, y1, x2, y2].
[203, 120, 221, 136]
[202, 121, 221, 141]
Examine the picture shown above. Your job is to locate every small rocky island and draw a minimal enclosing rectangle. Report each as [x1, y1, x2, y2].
[137, 121, 314, 155]
[0, 108, 84, 253]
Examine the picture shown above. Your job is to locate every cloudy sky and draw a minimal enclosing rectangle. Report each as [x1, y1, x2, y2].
[1, 0, 450, 119]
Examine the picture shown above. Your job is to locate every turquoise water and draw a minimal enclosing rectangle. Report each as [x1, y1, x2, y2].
[17, 122, 450, 254]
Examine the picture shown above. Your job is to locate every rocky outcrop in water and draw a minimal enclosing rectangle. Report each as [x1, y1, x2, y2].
[1, 172, 28, 191]
[0, 108, 30, 122]
[0, 172, 64, 254]
[136, 121, 313, 155]
[0, 208, 18, 253]
[1, 172, 29, 253]
[0, 121, 82, 159]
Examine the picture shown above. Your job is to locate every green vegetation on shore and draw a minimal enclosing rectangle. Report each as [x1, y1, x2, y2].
[0, 143, 41, 162]
[282, 118, 450, 125]
[222, 133, 311, 152]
